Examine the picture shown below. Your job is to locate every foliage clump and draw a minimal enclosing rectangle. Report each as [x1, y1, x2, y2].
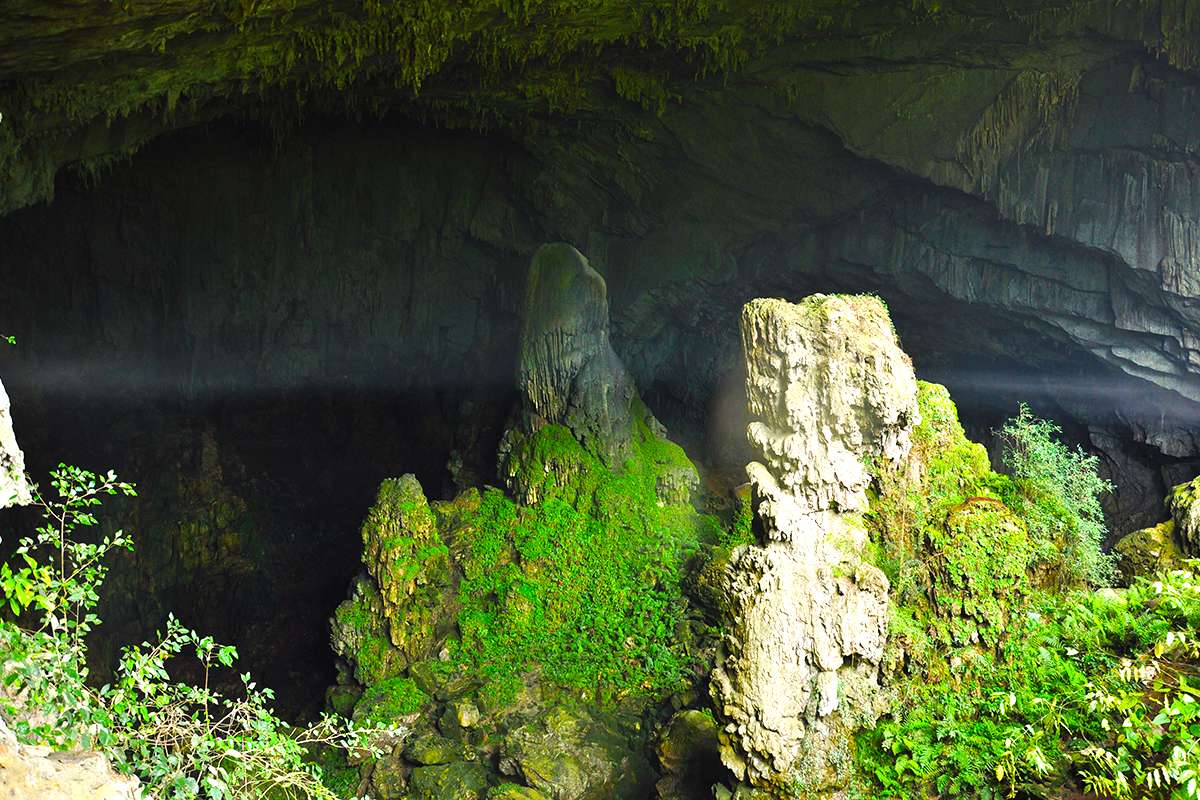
[0, 465, 386, 799]
[856, 382, 1200, 800]
[1000, 404, 1115, 588]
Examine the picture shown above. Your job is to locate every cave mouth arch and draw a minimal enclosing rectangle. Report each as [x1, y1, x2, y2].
[1, 113, 1196, 717]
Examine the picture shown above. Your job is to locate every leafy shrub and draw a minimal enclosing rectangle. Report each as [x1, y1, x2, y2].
[0, 464, 388, 799]
[856, 386, 1193, 800]
[1000, 404, 1115, 588]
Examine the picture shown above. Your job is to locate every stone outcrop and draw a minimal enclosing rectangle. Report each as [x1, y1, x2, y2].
[500, 242, 698, 508]
[0, 719, 141, 800]
[1169, 476, 1200, 556]
[0, 377, 30, 509]
[513, 242, 635, 465]
[1115, 473, 1200, 581]
[331, 475, 453, 688]
[711, 295, 917, 792]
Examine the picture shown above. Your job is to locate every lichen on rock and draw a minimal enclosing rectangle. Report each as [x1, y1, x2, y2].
[1169, 475, 1200, 556]
[330, 475, 452, 692]
[712, 294, 917, 793]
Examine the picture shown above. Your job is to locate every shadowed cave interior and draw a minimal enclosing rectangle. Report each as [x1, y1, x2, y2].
[2, 115, 1197, 718]
[8, 7, 1200, 795]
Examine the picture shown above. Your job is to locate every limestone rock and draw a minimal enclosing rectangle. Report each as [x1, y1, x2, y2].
[1114, 520, 1180, 584]
[740, 296, 918, 520]
[0, 377, 30, 509]
[655, 709, 722, 800]
[330, 574, 405, 686]
[488, 785, 550, 800]
[405, 732, 467, 766]
[712, 295, 915, 792]
[363, 476, 452, 659]
[1169, 477, 1200, 556]
[498, 706, 652, 800]
[514, 243, 635, 466]
[408, 761, 489, 800]
[0, 718, 141, 800]
[499, 244, 698, 509]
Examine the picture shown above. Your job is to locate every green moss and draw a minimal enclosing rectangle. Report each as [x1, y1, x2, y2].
[352, 676, 431, 725]
[362, 476, 452, 664]
[443, 403, 712, 707]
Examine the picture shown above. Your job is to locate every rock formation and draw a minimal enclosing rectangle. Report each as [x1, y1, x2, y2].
[514, 242, 635, 465]
[501, 242, 697, 507]
[712, 294, 918, 792]
[0, 377, 30, 509]
[1116, 473, 1200, 581]
[0, 719, 141, 800]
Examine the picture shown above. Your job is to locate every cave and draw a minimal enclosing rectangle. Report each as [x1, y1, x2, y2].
[5, 3, 1200, 799]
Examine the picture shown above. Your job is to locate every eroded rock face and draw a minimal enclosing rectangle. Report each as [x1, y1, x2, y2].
[712, 295, 916, 792]
[501, 243, 698, 508]
[330, 475, 453, 688]
[515, 243, 635, 465]
[1169, 476, 1200, 556]
[0, 719, 140, 800]
[0, 377, 30, 509]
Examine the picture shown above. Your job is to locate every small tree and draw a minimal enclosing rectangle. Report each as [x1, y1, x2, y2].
[1000, 405, 1114, 587]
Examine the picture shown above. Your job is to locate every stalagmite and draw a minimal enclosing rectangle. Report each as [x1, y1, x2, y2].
[514, 242, 635, 465]
[711, 294, 918, 791]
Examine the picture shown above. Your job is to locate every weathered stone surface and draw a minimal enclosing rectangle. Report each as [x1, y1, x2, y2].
[1169, 476, 1200, 556]
[712, 295, 914, 792]
[0, 377, 30, 509]
[362, 476, 451, 657]
[740, 296, 918, 519]
[409, 761, 490, 800]
[0, 719, 141, 800]
[512, 243, 636, 466]
[1114, 520, 1180, 583]
[500, 243, 699, 508]
[488, 785, 549, 800]
[655, 709, 722, 800]
[498, 706, 653, 800]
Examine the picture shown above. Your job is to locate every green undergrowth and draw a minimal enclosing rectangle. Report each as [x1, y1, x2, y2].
[341, 407, 724, 720]
[856, 382, 1198, 799]
[449, 413, 717, 706]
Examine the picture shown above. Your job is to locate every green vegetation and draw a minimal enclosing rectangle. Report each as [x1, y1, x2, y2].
[449, 414, 715, 707]
[0, 465, 385, 799]
[353, 676, 431, 726]
[857, 383, 1200, 799]
[1000, 404, 1115, 588]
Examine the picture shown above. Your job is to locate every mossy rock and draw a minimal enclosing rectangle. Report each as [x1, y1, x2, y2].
[362, 476, 454, 665]
[352, 676, 431, 726]
[488, 785, 549, 800]
[330, 575, 407, 686]
[500, 706, 653, 800]
[927, 498, 1030, 646]
[655, 709, 723, 799]
[1169, 476, 1200, 555]
[409, 761, 490, 800]
[369, 753, 410, 800]
[325, 683, 362, 719]
[405, 733, 470, 766]
[1114, 519, 1180, 584]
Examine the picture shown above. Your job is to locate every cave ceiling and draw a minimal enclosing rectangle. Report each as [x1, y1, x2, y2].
[5, 1, 1200, 526]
